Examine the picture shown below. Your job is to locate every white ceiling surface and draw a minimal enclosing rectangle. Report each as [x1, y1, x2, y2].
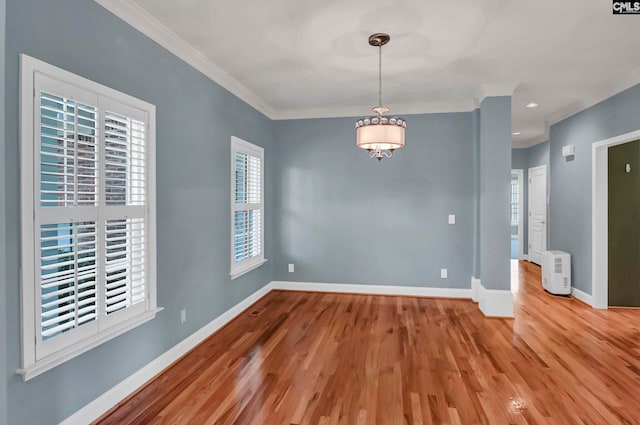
[103, 0, 640, 147]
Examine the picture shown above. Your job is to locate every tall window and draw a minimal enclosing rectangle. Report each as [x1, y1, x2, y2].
[230, 137, 266, 279]
[19, 55, 159, 381]
[510, 178, 519, 226]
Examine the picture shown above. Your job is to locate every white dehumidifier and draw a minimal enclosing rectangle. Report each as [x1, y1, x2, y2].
[541, 250, 571, 295]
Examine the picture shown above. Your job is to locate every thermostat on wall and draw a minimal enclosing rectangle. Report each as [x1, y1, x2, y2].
[562, 145, 575, 157]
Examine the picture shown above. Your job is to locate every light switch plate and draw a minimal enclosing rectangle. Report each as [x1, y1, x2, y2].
[448, 214, 456, 224]
[288, 264, 294, 273]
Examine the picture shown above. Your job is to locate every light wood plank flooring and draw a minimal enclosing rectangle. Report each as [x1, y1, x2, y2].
[96, 261, 640, 424]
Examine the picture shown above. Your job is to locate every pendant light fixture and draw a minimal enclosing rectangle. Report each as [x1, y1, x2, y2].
[355, 33, 406, 161]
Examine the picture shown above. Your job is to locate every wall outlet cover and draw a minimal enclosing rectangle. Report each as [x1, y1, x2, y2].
[288, 263, 294, 273]
[448, 214, 456, 224]
[440, 269, 448, 279]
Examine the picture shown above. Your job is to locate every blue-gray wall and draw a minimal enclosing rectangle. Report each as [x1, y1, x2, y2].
[0, 0, 7, 424]
[478, 97, 512, 290]
[549, 84, 640, 295]
[4, 0, 274, 423]
[272, 113, 475, 288]
[528, 140, 549, 170]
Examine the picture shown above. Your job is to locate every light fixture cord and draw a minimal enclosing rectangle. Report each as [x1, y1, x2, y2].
[378, 43, 383, 108]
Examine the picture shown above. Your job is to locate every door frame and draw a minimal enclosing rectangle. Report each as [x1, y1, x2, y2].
[592, 129, 640, 309]
[512, 169, 524, 260]
[528, 165, 547, 264]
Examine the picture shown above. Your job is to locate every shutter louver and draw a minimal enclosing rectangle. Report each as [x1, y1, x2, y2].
[233, 151, 262, 264]
[234, 210, 262, 263]
[39, 92, 98, 207]
[234, 152, 261, 203]
[104, 111, 146, 206]
[40, 222, 97, 340]
[105, 218, 146, 314]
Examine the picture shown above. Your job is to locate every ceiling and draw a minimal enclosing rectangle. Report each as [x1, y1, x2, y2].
[98, 0, 640, 148]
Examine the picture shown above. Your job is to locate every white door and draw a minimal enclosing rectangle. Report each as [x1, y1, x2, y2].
[528, 165, 547, 264]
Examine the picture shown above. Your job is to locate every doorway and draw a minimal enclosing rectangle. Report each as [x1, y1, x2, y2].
[593, 129, 640, 309]
[607, 140, 640, 307]
[528, 165, 547, 265]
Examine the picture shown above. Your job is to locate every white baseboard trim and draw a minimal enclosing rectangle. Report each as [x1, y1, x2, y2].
[522, 255, 529, 261]
[571, 287, 593, 306]
[60, 283, 274, 425]
[471, 277, 481, 302]
[271, 281, 472, 299]
[477, 281, 514, 318]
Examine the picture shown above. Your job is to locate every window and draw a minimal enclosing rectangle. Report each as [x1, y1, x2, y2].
[18, 55, 160, 381]
[510, 178, 519, 226]
[230, 137, 266, 279]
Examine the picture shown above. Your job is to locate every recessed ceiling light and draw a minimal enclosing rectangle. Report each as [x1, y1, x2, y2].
[526, 102, 539, 108]
[512, 132, 521, 136]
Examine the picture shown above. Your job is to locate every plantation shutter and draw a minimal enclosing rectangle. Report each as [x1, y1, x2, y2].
[100, 98, 149, 329]
[234, 152, 262, 262]
[33, 76, 150, 359]
[231, 138, 264, 278]
[35, 76, 101, 359]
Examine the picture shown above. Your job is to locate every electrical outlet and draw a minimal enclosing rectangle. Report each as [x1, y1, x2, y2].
[288, 263, 294, 273]
[448, 214, 455, 224]
[180, 309, 187, 324]
[440, 269, 448, 279]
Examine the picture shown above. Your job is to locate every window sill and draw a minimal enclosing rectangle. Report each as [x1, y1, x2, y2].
[230, 258, 268, 280]
[17, 307, 163, 382]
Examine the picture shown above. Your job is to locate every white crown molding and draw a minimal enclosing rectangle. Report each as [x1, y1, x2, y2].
[475, 82, 520, 106]
[546, 77, 640, 128]
[270, 99, 478, 120]
[95, 0, 639, 140]
[94, 0, 276, 118]
[512, 133, 549, 149]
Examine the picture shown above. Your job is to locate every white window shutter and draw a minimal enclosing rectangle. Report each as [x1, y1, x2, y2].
[230, 137, 265, 279]
[20, 57, 157, 372]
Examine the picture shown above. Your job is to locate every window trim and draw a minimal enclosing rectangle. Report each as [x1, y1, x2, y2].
[18, 54, 161, 381]
[230, 136, 266, 280]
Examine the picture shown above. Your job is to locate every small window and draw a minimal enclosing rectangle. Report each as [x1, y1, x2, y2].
[510, 179, 519, 226]
[230, 137, 266, 279]
[18, 55, 160, 381]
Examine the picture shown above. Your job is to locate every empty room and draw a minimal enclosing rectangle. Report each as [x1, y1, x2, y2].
[1, 0, 640, 424]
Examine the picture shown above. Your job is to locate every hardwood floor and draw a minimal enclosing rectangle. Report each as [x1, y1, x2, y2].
[96, 261, 640, 424]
